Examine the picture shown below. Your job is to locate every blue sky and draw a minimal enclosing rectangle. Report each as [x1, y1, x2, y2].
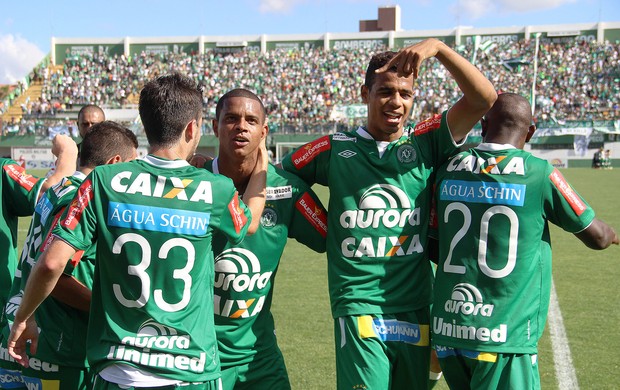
[1, 0, 618, 84]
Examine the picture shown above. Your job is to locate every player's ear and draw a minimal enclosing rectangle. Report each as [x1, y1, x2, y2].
[212, 119, 219, 138]
[361, 84, 369, 104]
[262, 122, 269, 140]
[106, 154, 122, 165]
[480, 117, 487, 138]
[525, 124, 536, 143]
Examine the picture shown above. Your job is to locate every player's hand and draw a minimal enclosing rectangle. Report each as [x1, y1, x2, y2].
[50, 134, 78, 158]
[376, 38, 443, 79]
[7, 316, 39, 367]
[611, 229, 619, 245]
[189, 153, 213, 168]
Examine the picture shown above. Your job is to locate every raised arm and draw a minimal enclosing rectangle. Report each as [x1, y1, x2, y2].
[8, 238, 77, 366]
[40, 134, 78, 195]
[575, 218, 619, 250]
[376, 38, 497, 141]
[241, 140, 268, 235]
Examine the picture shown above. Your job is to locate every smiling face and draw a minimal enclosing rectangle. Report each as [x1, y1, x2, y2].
[361, 71, 414, 142]
[214, 96, 267, 161]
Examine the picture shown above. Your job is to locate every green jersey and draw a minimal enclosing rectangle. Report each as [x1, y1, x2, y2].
[282, 112, 459, 318]
[1, 172, 94, 378]
[207, 160, 327, 368]
[32, 172, 96, 368]
[52, 155, 253, 383]
[0, 159, 44, 313]
[430, 144, 595, 354]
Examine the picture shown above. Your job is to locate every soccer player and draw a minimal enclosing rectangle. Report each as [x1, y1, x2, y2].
[429, 93, 618, 389]
[0, 134, 77, 389]
[2, 121, 138, 390]
[77, 104, 105, 139]
[76, 104, 105, 158]
[205, 88, 327, 390]
[8, 73, 267, 389]
[280, 38, 497, 389]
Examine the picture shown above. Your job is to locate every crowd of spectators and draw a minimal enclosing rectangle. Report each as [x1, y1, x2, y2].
[3, 37, 619, 136]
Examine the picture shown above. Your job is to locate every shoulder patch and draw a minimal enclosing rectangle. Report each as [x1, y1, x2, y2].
[291, 136, 331, 169]
[62, 179, 94, 230]
[295, 193, 327, 238]
[413, 114, 442, 136]
[549, 169, 587, 216]
[3, 163, 39, 192]
[228, 192, 248, 234]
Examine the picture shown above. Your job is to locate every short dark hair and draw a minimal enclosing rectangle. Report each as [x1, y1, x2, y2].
[138, 73, 203, 148]
[80, 121, 138, 167]
[215, 88, 266, 122]
[364, 51, 398, 90]
[77, 104, 105, 121]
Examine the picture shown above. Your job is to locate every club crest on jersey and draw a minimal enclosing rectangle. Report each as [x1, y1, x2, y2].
[214, 248, 271, 318]
[447, 154, 525, 176]
[261, 206, 278, 227]
[397, 144, 416, 164]
[340, 184, 423, 258]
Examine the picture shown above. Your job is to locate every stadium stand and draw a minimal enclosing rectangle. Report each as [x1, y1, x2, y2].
[3, 39, 619, 137]
[2, 23, 620, 143]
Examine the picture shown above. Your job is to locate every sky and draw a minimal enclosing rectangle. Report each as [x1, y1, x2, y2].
[1, 0, 618, 84]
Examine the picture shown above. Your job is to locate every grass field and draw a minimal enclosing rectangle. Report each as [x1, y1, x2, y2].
[16, 168, 619, 389]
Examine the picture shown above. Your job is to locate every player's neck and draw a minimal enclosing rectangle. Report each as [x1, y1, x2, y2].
[364, 126, 403, 143]
[149, 146, 190, 162]
[217, 153, 257, 194]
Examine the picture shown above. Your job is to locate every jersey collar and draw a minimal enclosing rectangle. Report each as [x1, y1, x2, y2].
[476, 142, 517, 151]
[142, 154, 191, 169]
[212, 157, 220, 174]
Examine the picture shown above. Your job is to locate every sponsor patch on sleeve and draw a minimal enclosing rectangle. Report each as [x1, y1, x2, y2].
[413, 114, 442, 136]
[41, 211, 65, 253]
[295, 193, 327, 238]
[61, 179, 94, 230]
[291, 136, 331, 169]
[3, 163, 39, 192]
[549, 169, 586, 216]
[228, 192, 248, 234]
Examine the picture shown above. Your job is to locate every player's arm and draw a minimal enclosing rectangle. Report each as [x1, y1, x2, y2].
[376, 38, 496, 141]
[289, 186, 328, 253]
[50, 274, 91, 312]
[242, 139, 268, 235]
[40, 134, 78, 195]
[8, 238, 77, 367]
[575, 219, 619, 250]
